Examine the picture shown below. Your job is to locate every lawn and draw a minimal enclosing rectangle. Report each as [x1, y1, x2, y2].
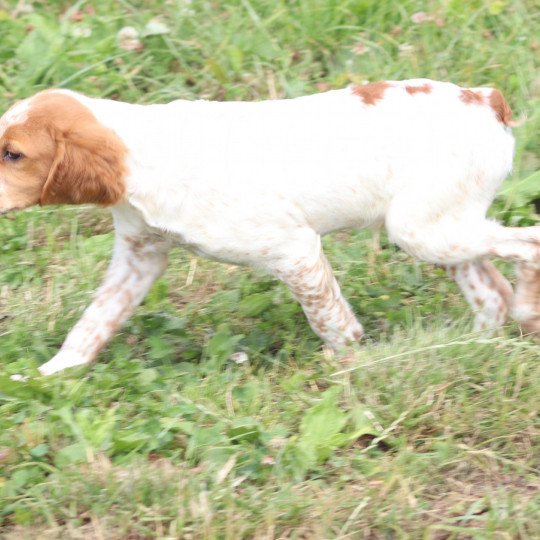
[0, 0, 539, 538]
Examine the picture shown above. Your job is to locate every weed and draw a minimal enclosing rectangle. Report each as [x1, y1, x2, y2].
[0, 0, 539, 537]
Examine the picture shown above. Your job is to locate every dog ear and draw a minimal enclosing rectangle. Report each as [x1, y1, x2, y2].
[40, 119, 127, 206]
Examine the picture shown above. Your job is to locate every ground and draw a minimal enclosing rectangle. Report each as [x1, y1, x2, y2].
[0, 1, 539, 538]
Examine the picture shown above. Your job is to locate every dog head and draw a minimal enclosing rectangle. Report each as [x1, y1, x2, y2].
[0, 90, 127, 214]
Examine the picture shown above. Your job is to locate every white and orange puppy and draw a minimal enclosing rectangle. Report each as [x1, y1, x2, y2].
[0, 79, 538, 376]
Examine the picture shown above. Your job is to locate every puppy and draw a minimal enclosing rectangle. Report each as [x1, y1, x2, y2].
[0, 79, 538, 376]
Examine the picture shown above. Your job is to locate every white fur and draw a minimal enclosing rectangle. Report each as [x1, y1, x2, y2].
[0, 99, 30, 138]
[3, 79, 539, 376]
[68, 80, 515, 261]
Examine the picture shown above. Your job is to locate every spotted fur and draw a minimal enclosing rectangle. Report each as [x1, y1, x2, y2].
[0, 79, 538, 376]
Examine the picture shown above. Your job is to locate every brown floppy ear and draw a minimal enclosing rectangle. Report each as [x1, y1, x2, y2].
[40, 120, 127, 206]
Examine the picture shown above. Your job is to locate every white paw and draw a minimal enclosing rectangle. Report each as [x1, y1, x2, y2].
[38, 351, 89, 376]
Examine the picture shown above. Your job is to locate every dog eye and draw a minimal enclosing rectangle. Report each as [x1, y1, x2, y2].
[3, 150, 23, 162]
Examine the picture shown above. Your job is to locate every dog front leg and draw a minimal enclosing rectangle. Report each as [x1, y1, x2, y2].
[38, 234, 169, 375]
[271, 231, 364, 349]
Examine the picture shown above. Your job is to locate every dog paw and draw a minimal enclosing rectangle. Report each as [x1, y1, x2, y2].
[38, 351, 88, 376]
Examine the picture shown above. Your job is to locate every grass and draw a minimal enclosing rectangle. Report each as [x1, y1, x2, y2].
[0, 0, 539, 538]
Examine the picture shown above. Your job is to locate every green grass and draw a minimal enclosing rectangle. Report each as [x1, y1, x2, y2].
[1, 0, 539, 538]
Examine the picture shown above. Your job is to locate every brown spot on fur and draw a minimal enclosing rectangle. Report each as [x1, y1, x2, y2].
[405, 83, 432, 95]
[489, 89, 514, 126]
[124, 235, 146, 254]
[474, 296, 485, 308]
[105, 319, 119, 332]
[460, 89, 484, 105]
[352, 81, 391, 105]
